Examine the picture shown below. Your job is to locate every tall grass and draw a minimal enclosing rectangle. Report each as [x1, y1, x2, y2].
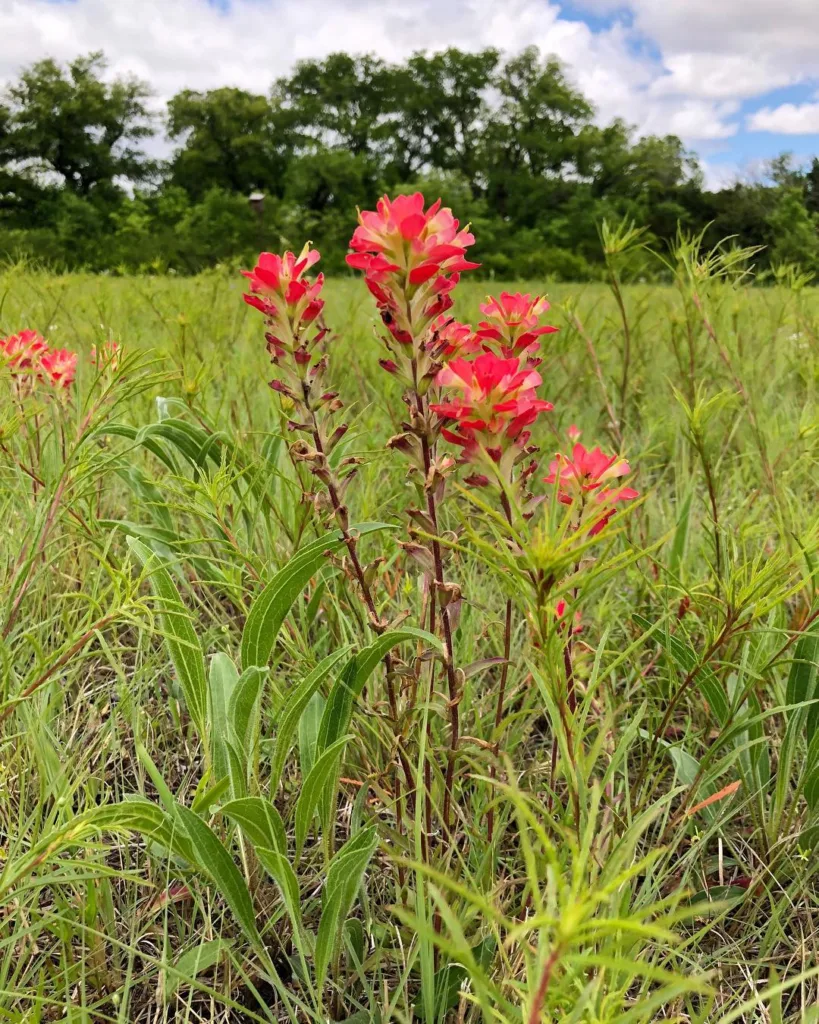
[2, 241, 819, 1022]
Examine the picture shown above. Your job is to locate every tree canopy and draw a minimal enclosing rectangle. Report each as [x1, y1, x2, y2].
[1, 47, 817, 278]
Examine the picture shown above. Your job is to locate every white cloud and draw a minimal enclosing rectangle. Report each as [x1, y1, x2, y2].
[748, 102, 819, 134]
[0, 0, 816, 153]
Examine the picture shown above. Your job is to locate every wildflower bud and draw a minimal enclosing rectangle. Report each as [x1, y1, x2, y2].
[363, 557, 385, 588]
[387, 432, 420, 460]
[398, 541, 435, 575]
[437, 582, 462, 608]
[406, 508, 436, 534]
[290, 439, 320, 462]
[326, 423, 349, 452]
[269, 378, 296, 400]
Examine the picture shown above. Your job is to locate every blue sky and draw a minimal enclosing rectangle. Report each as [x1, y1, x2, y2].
[2, 0, 818, 189]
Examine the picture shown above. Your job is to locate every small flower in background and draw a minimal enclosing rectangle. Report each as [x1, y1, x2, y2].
[544, 440, 638, 535]
[346, 193, 479, 349]
[432, 352, 552, 469]
[476, 291, 558, 361]
[40, 348, 78, 390]
[90, 340, 121, 372]
[0, 330, 48, 374]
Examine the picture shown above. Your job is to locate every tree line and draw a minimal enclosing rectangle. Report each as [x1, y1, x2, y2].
[1, 48, 818, 278]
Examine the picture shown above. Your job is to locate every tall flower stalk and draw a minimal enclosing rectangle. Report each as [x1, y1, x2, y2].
[430, 293, 557, 838]
[346, 193, 479, 833]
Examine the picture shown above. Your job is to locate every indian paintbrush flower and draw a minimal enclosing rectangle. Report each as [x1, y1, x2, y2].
[346, 193, 480, 389]
[40, 348, 78, 390]
[432, 352, 552, 477]
[544, 440, 639, 535]
[476, 291, 558, 362]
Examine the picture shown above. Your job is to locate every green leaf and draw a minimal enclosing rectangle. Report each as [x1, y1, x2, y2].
[100, 423, 176, 472]
[165, 939, 232, 1000]
[240, 524, 393, 671]
[804, 729, 819, 812]
[315, 630, 439, 833]
[269, 648, 351, 794]
[173, 804, 263, 953]
[318, 629, 440, 758]
[209, 653, 240, 782]
[633, 612, 729, 726]
[255, 846, 308, 954]
[128, 537, 208, 739]
[314, 827, 378, 995]
[668, 488, 693, 579]
[299, 691, 325, 780]
[220, 796, 286, 855]
[786, 617, 819, 744]
[227, 665, 266, 792]
[294, 735, 352, 859]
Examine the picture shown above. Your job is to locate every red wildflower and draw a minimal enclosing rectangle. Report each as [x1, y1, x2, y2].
[242, 245, 325, 364]
[0, 330, 48, 373]
[555, 600, 583, 634]
[346, 193, 479, 347]
[40, 348, 78, 389]
[476, 292, 558, 359]
[429, 315, 480, 359]
[432, 352, 552, 464]
[544, 442, 638, 535]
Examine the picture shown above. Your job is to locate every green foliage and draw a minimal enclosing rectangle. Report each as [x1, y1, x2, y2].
[3, 242, 819, 1022]
[3, 47, 818, 277]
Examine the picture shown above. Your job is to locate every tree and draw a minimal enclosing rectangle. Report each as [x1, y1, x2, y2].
[767, 186, 819, 272]
[387, 48, 499, 189]
[804, 158, 819, 217]
[3, 52, 155, 196]
[273, 53, 393, 158]
[167, 87, 284, 200]
[488, 49, 593, 179]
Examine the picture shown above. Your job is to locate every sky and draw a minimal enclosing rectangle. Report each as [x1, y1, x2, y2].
[1, 0, 818, 191]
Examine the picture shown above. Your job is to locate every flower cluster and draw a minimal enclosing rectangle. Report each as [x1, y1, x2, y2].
[242, 245, 329, 403]
[431, 353, 552, 483]
[1, 331, 77, 391]
[346, 193, 479, 389]
[90, 340, 121, 372]
[476, 291, 558, 362]
[544, 435, 639, 535]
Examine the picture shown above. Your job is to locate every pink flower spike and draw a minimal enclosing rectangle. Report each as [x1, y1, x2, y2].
[40, 348, 78, 389]
[476, 290, 558, 360]
[544, 441, 638, 536]
[432, 351, 552, 467]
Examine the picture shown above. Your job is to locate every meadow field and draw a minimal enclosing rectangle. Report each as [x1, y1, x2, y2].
[2, 254, 819, 1023]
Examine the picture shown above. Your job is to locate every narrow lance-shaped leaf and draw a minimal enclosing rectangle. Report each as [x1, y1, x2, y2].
[220, 796, 286, 856]
[128, 537, 208, 740]
[315, 629, 440, 832]
[209, 654, 240, 782]
[294, 734, 352, 859]
[269, 648, 351, 794]
[227, 665, 267, 794]
[173, 803, 264, 954]
[240, 523, 393, 671]
[314, 827, 379, 995]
